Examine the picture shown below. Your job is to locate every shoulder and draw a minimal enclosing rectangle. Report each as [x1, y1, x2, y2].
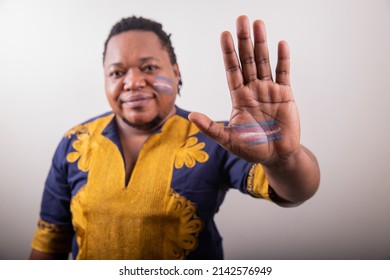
[50, 112, 115, 171]
[52, 112, 114, 157]
[174, 106, 190, 119]
[63, 111, 114, 139]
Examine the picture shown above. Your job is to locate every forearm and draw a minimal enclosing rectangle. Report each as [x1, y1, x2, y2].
[262, 145, 320, 206]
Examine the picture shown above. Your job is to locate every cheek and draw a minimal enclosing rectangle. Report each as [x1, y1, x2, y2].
[105, 89, 120, 112]
[151, 76, 176, 96]
[105, 81, 121, 100]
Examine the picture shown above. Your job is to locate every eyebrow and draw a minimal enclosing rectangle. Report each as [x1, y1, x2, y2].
[140, 56, 160, 63]
[108, 57, 160, 68]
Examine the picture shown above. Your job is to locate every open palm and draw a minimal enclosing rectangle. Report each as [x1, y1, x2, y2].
[189, 16, 301, 164]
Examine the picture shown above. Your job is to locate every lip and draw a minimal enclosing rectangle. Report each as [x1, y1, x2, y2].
[120, 92, 155, 108]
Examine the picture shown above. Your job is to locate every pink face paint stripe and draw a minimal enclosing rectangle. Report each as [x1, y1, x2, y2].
[153, 82, 173, 88]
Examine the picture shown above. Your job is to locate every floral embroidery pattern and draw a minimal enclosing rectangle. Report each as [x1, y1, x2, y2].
[64, 124, 89, 139]
[66, 130, 96, 172]
[37, 219, 73, 234]
[175, 137, 209, 169]
[246, 164, 258, 196]
[164, 189, 203, 259]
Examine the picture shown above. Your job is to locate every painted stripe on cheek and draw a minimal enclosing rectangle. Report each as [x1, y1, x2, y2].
[152, 76, 175, 95]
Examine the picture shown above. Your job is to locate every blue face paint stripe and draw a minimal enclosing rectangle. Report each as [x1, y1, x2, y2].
[155, 76, 174, 83]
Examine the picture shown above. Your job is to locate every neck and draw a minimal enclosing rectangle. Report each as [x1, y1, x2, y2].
[115, 117, 155, 137]
[115, 108, 177, 137]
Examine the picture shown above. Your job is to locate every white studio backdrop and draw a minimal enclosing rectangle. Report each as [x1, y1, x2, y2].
[0, 0, 389, 259]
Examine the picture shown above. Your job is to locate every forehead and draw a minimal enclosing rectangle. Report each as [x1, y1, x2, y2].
[104, 31, 168, 64]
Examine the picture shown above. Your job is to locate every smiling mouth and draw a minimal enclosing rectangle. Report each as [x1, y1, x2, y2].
[120, 94, 155, 108]
[122, 96, 154, 103]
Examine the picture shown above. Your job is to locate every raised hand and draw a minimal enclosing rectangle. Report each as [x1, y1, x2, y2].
[189, 15, 301, 164]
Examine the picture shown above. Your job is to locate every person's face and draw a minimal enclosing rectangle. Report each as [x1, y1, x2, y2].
[104, 31, 180, 131]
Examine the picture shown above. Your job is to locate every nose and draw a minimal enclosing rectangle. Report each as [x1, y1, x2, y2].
[123, 69, 146, 91]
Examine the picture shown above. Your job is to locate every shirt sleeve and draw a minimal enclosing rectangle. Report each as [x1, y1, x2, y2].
[222, 149, 272, 201]
[31, 219, 73, 253]
[31, 136, 74, 253]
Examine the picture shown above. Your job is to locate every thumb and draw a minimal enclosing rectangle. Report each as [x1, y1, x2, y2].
[188, 112, 229, 146]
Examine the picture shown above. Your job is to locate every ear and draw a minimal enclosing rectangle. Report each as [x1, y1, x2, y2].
[172, 63, 180, 79]
[172, 64, 182, 95]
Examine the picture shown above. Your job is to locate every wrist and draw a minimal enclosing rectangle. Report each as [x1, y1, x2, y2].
[262, 145, 303, 170]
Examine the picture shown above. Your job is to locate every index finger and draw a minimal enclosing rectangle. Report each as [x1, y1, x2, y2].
[275, 41, 291, 86]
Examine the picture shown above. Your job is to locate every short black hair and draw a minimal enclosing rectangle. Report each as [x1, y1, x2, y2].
[103, 16, 182, 93]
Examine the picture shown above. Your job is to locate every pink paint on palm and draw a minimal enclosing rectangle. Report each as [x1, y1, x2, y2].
[233, 120, 282, 144]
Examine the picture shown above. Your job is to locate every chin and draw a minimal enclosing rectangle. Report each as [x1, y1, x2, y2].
[121, 114, 163, 131]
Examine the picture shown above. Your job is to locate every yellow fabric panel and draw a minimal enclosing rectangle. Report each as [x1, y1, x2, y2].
[69, 114, 205, 259]
[31, 219, 73, 253]
[246, 164, 271, 201]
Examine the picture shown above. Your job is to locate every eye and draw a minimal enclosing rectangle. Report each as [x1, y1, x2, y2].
[109, 70, 124, 78]
[142, 65, 159, 73]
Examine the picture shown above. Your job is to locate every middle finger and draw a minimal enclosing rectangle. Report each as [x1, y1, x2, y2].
[237, 16, 258, 84]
